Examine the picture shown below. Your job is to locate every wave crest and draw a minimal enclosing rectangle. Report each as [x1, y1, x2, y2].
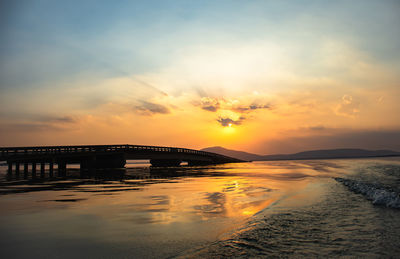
[335, 177, 400, 209]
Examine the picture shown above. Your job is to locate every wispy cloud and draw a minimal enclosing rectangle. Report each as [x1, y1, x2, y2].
[39, 115, 77, 123]
[135, 100, 170, 116]
[0, 115, 79, 132]
[0, 123, 61, 132]
[231, 103, 271, 113]
[308, 125, 326, 131]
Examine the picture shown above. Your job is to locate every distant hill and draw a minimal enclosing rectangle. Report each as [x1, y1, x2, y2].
[261, 149, 400, 161]
[201, 146, 400, 161]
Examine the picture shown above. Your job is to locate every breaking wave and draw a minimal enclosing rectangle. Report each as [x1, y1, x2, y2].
[335, 177, 400, 209]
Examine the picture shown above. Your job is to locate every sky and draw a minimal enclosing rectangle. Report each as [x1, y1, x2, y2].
[1, 0, 400, 154]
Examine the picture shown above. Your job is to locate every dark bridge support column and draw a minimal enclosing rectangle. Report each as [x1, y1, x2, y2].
[7, 162, 12, 174]
[32, 163, 36, 178]
[40, 162, 45, 178]
[15, 162, 20, 176]
[58, 161, 66, 176]
[49, 161, 54, 177]
[150, 159, 181, 167]
[24, 163, 28, 178]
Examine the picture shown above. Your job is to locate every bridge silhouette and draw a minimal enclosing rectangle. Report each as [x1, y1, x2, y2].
[0, 144, 245, 176]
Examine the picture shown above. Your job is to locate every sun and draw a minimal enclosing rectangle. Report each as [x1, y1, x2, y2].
[228, 123, 232, 127]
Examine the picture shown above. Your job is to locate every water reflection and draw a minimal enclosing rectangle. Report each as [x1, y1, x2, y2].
[0, 161, 345, 219]
[194, 192, 227, 216]
[0, 166, 223, 195]
[0, 160, 358, 258]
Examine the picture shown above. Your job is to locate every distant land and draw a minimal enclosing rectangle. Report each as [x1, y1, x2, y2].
[201, 146, 400, 161]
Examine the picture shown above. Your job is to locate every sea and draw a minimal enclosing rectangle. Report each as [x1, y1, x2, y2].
[0, 158, 399, 258]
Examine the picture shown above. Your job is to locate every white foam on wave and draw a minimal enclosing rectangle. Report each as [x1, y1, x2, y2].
[335, 177, 400, 209]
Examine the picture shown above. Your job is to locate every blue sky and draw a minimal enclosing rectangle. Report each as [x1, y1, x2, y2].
[2, 0, 399, 88]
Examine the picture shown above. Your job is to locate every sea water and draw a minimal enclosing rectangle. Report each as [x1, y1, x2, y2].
[0, 158, 399, 258]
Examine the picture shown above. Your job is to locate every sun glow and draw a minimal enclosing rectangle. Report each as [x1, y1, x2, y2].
[223, 125, 235, 134]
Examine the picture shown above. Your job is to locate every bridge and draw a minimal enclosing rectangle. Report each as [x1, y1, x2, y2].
[0, 144, 245, 176]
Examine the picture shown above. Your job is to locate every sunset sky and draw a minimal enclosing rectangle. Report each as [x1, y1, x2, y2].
[1, 0, 400, 154]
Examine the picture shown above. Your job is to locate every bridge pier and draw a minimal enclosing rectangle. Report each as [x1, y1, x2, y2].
[32, 163, 36, 178]
[58, 161, 66, 176]
[7, 162, 12, 174]
[40, 163, 45, 178]
[24, 163, 28, 178]
[6, 161, 50, 179]
[15, 162, 20, 177]
[150, 159, 181, 167]
[49, 161, 54, 177]
[15, 162, 19, 179]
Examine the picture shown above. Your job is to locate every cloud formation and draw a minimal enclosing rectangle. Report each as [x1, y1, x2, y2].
[217, 116, 245, 127]
[135, 101, 170, 115]
[194, 96, 274, 128]
[200, 97, 220, 112]
[335, 95, 360, 117]
[197, 96, 272, 114]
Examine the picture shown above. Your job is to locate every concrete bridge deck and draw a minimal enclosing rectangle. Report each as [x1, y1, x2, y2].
[0, 144, 245, 176]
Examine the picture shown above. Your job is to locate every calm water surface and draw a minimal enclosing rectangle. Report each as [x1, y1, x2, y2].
[1, 158, 400, 258]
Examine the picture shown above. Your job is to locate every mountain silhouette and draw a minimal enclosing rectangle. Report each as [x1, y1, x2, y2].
[201, 146, 400, 161]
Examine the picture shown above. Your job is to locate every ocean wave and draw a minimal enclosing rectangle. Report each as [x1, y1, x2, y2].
[335, 177, 400, 209]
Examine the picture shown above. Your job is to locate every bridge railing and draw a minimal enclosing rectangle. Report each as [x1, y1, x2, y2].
[0, 145, 242, 162]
